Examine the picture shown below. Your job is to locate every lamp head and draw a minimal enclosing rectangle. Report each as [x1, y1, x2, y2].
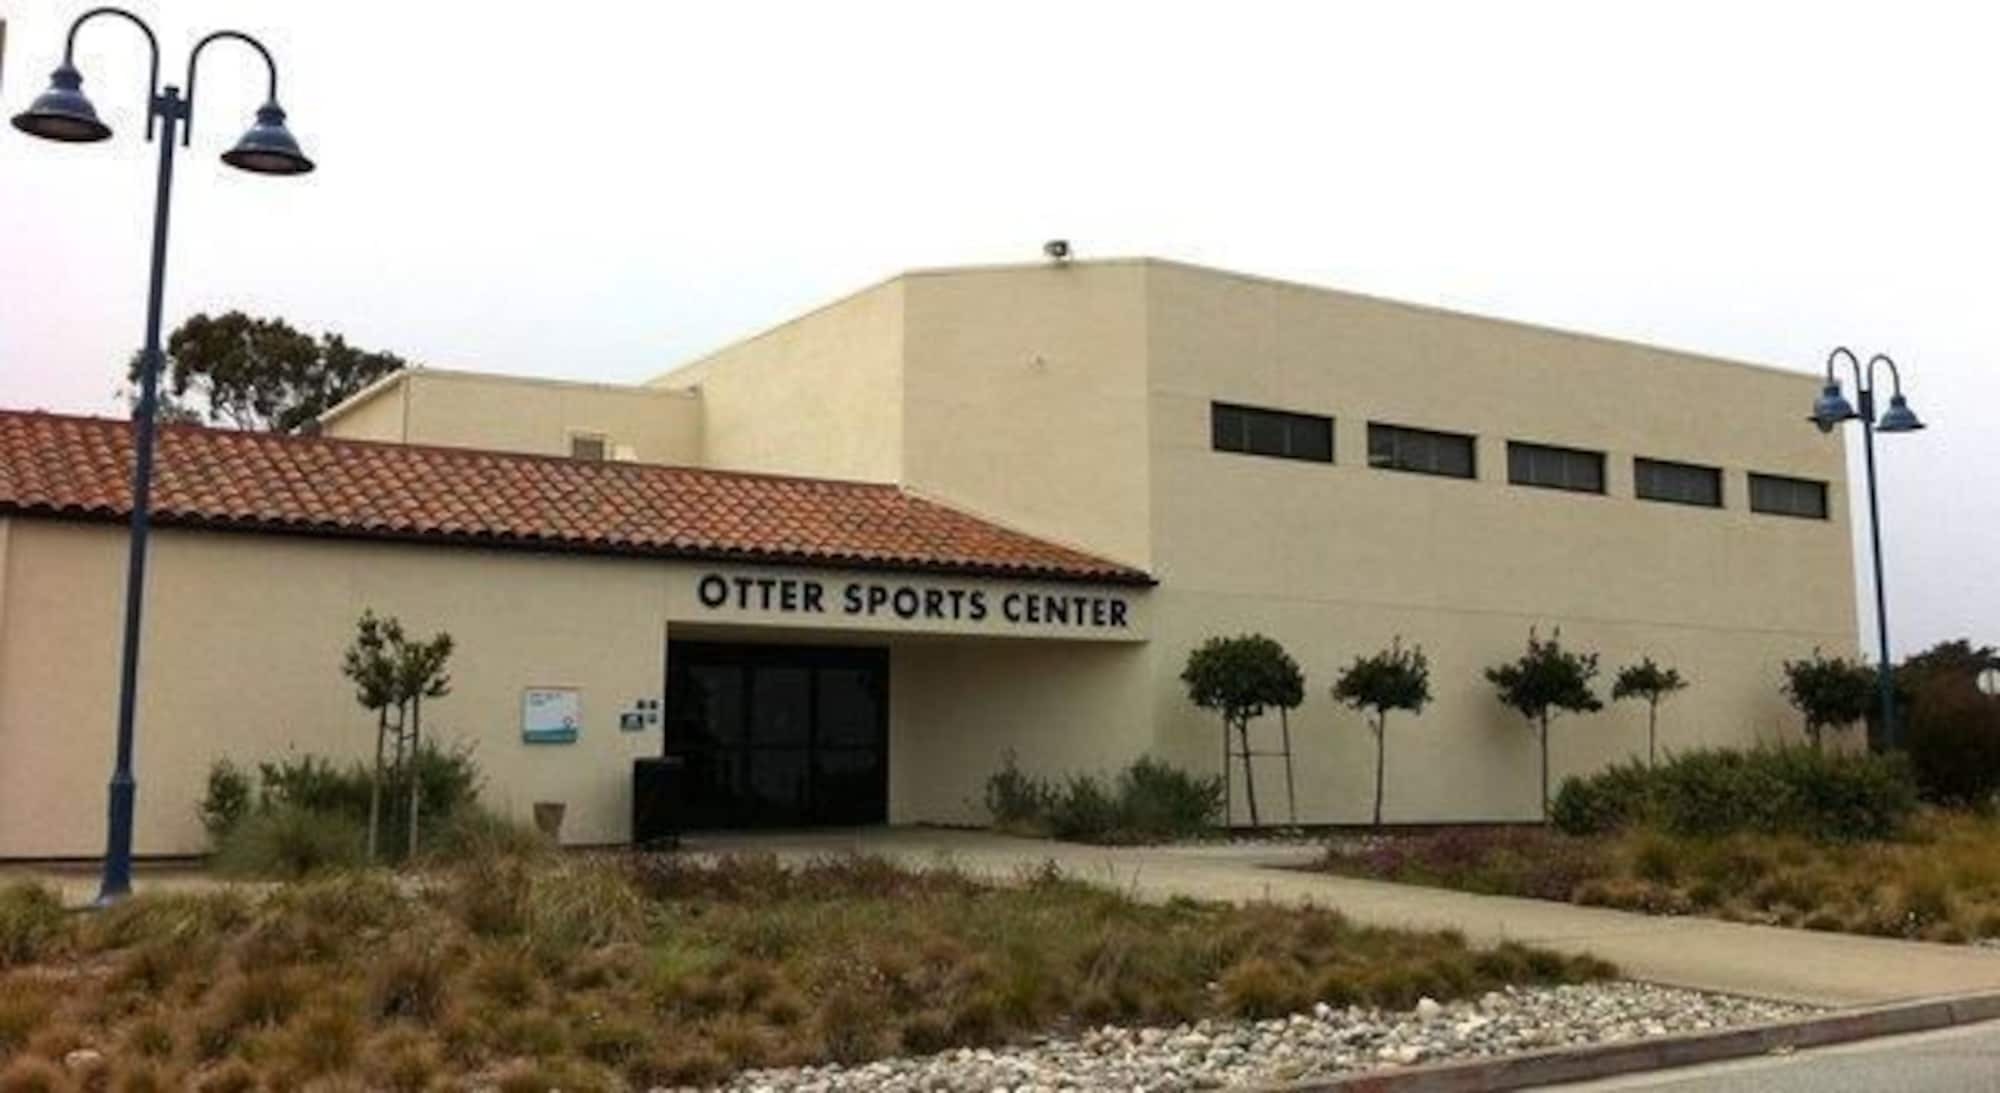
[221, 102, 314, 175]
[1876, 392, 1925, 433]
[10, 64, 113, 143]
[1809, 381, 1858, 434]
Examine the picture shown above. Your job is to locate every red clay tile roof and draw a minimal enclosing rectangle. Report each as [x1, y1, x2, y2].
[0, 411, 1150, 585]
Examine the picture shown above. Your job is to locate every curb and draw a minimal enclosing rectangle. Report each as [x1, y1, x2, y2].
[1247, 990, 2000, 1092]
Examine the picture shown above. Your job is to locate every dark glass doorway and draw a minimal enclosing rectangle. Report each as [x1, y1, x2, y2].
[664, 641, 889, 829]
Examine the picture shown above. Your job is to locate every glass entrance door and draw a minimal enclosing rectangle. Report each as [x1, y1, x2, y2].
[664, 642, 888, 829]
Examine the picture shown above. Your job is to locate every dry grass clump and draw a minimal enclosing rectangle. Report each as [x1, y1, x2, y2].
[1325, 809, 2000, 944]
[0, 886, 66, 969]
[0, 848, 1605, 1088]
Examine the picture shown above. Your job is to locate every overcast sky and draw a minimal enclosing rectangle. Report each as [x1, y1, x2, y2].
[2, 1, 1994, 655]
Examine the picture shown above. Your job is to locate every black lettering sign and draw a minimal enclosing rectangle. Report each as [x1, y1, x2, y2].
[694, 573, 1131, 632]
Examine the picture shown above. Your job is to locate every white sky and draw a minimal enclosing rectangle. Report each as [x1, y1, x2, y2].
[1, 1, 1995, 656]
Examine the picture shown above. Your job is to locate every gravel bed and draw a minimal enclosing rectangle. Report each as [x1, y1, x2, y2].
[691, 983, 1814, 1093]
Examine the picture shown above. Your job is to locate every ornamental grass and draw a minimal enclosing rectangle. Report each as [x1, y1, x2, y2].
[0, 846, 1608, 1089]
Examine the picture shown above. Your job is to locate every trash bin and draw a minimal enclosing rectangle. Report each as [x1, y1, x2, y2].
[632, 755, 685, 848]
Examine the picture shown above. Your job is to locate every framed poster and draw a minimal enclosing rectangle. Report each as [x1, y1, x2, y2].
[522, 687, 581, 744]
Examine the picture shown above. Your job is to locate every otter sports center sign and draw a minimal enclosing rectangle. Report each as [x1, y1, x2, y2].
[670, 566, 1146, 641]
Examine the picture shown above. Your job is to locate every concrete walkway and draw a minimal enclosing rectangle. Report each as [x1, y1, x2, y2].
[684, 827, 2000, 1008]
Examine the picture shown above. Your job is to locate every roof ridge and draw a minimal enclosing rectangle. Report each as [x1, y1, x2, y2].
[0, 408, 910, 493]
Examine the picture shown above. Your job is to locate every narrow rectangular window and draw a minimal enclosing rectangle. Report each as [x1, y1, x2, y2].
[1210, 402, 1333, 464]
[1507, 441, 1605, 494]
[1635, 457, 1723, 508]
[570, 433, 608, 461]
[1749, 473, 1829, 519]
[1367, 423, 1477, 479]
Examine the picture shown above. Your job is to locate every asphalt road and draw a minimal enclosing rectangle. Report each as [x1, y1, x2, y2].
[1559, 1019, 2000, 1092]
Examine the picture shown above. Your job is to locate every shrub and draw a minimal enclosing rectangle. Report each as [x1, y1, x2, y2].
[257, 742, 480, 838]
[0, 885, 65, 968]
[199, 761, 254, 845]
[1903, 674, 2000, 807]
[982, 751, 1054, 832]
[211, 804, 367, 879]
[1118, 756, 1224, 838]
[984, 756, 1221, 843]
[1549, 761, 1655, 836]
[1549, 747, 1917, 841]
[202, 743, 484, 866]
[1047, 773, 1122, 841]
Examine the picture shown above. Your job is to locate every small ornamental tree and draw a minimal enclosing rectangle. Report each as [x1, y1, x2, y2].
[1486, 628, 1603, 819]
[1332, 638, 1432, 828]
[1181, 634, 1304, 829]
[1611, 657, 1687, 768]
[341, 610, 454, 862]
[1781, 649, 1874, 752]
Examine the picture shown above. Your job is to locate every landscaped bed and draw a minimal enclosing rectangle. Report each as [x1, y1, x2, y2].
[1321, 811, 2000, 943]
[0, 847, 1627, 1092]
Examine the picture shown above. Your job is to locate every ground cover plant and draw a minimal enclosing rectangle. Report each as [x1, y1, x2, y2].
[0, 850, 1612, 1090]
[984, 753, 1223, 843]
[202, 744, 488, 877]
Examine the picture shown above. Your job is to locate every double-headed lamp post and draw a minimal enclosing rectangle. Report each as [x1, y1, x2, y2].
[1808, 347, 1925, 750]
[12, 7, 314, 904]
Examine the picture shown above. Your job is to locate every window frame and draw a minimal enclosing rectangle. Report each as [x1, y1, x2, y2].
[1748, 472, 1830, 520]
[1366, 421, 1478, 480]
[1634, 457, 1724, 509]
[1506, 440, 1607, 495]
[1210, 401, 1334, 464]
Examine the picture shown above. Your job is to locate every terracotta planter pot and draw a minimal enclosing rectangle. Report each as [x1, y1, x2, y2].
[532, 801, 566, 842]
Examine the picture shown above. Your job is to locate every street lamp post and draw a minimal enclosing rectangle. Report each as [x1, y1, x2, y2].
[1808, 346, 1925, 750]
[11, 6, 313, 904]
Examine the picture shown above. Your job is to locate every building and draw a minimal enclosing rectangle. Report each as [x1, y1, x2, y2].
[0, 259, 1856, 858]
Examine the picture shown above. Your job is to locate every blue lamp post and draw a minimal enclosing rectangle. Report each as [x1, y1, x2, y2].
[11, 6, 313, 904]
[1808, 346, 1925, 750]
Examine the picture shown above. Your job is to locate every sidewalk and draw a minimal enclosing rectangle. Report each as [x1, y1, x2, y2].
[685, 827, 2000, 1008]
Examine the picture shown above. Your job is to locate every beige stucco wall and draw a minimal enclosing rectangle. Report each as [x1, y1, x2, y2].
[0, 520, 1149, 858]
[890, 637, 1155, 825]
[322, 371, 702, 466]
[321, 382, 407, 442]
[1139, 261, 1859, 823]
[0, 521, 670, 858]
[612, 257, 1862, 826]
[655, 280, 906, 484]
[899, 265, 1154, 570]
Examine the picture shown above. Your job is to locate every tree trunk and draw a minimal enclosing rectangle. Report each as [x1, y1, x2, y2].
[1280, 709, 1298, 827]
[1372, 713, 1387, 828]
[1648, 701, 1659, 768]
[389, 705, 409, 854]
[1222, 719, 1232, 830]
[406, 693, 423, 861]
[1539, 714, 1551, 820]
[367, 708, 386, 862]
[1237, 720, 1261, 829]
